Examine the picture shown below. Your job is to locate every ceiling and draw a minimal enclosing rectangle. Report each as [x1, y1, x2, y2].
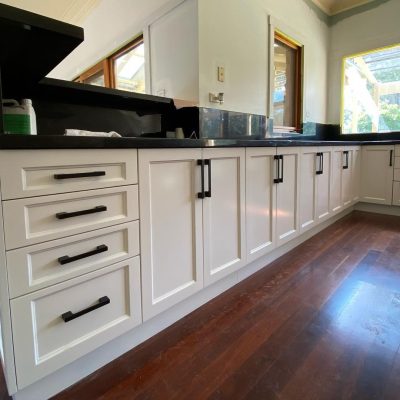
[310, 0, 374, 15]
[0, 0, 100, 25]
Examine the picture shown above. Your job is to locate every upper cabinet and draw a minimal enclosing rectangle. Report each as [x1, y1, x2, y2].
[361, 146, 394, 205]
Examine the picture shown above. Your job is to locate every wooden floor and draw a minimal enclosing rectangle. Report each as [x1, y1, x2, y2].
[3, 210, 400, 400]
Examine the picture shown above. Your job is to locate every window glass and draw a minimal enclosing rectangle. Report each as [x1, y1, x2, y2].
[273, 33, 302, 131]
[83, 70, 105, 87]
[342, 45, 400, 133]
[113, 42, 145, 93]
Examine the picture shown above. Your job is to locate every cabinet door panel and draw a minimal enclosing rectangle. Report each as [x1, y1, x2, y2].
[361, 146, 394, 205]
[352, 147, 361, 203]
[316, 148, 331, 222]
[246, 148, 276, 262]
[276, 148, 300, 246]
[342, 150, 353, 207]
[299, 148, 317, 232]
[393, 182, 400, 206]
[139, 149, 203, 320]
[203, 148, 246, 286]
[330, 147, 343, 213]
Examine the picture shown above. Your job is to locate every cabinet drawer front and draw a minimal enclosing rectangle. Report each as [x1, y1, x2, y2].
[394, 168, 400, 182]
[0, 149, 137, 200]
[3, 186, 138, 250]
[395, 146, 400, 157]
[7, 221, 139, 298]
[11, 257, 142, 389]
[395, 157, 400, 170]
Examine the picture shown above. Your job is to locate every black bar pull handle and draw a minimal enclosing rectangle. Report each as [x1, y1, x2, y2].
[205, 159, 212, 198]
[316, 152, 323, 175]
[273, 155, 280, 183]
[343, 151, 349, 169]
[56, 205, 107, 220]
[279, 155, 284, 183]
[390, 150, 394, 167]
[197, 159, 205, 199]
[61, 296, 110, 323]
[321, 153, 324, 174]
[54, 171, 106, 180]
[58, 244, 108, 265]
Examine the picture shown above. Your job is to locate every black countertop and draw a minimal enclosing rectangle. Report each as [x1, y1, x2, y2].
[0, 135, 399, 149]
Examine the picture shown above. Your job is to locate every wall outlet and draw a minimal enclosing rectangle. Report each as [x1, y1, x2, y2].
[218, 66, 225, 82]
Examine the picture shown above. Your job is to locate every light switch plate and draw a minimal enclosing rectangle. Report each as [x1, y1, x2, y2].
[218, 66, 225, 82]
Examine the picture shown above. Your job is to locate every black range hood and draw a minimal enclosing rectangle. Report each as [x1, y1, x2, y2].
[0, 3, 84, 96]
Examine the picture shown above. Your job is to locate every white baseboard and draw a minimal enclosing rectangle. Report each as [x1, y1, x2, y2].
[12, 207, 354, 400]
[354, 202, 400, 216]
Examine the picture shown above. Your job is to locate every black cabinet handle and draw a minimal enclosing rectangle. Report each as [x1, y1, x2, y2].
[56, 205, 107, 220]
[316, 153, 323, 175]
[279, 155, 284, 183]
[61, 296, 110, 323]
[343, 151, 349, 169]
[273, 155, 280, 183]
[197, 159, 205, 199]
[321, 153, 324, 174]
[390, 150, 394, 167]
[54, 171, 106, 180]
[205, 159, 212, 198]
[58, 244, 108, 265]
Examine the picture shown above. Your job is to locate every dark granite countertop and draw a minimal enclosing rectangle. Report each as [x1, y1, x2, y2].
[0, 135, 399, 149]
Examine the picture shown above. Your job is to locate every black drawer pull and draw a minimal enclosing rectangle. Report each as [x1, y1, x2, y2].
[343, 151, 349, 169]
[56, 205, 107, 220]
[273, 155, 280, 183]
[197, 159, 205, 199]
[61, 296, 110, 323]
[54, 171, 106, 180]
[205, 159, 212, 198]
[58, 244, 108, 265]
[316, 153, 323, 175]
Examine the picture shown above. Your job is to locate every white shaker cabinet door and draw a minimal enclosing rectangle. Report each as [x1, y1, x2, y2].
[299, 147, 318, 232]
[330, 147, 344, 214]
[342, 149, 353, 207]
[316, 147, 332, 223]
[352, 147, 361, 203]
[139, 149, 204, 321]
[361, 146, 394, 205]
[275, 147, 300, 247]
[203, 148, 246, 286]
[245, 147, 276, 263]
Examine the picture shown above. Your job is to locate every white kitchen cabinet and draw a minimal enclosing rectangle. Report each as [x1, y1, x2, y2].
[139, 147, 246, 318]
[276, 147, 300, 246]
[11, 257, 142, 389]
[352, 147, 361, 203]
[246, 146, 300, 259]
[361, 145, 394, 205]
[299, 147, 318, 232]
[316, 147, 332, 223]
[138, 149, 204, 320]
[342, 149, 353, 207]
[393, 182, 400, 206]
[330, 146, 344, 214]
[299, 146, 332, 232]
[245, 147, 276, 262]
[203, 148, 246, 286]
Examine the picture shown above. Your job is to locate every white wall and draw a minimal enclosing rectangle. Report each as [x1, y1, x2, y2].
[328, 0, 400, 124]
[198, 0, 330, 120]
[50, 0, 330, 122]
[149, 0, 198, 101]
[49, 0, 176, 80]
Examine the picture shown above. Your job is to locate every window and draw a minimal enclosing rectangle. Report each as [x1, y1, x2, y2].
[273, 31, 302, 132]
[342, 44, 400, 134]
[74, 35, 145, 94]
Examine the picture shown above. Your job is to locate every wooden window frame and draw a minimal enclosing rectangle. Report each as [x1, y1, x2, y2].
[74, 35, 144, 91]
[109, 36, 144, 89]
[274, 31, 302, 132]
